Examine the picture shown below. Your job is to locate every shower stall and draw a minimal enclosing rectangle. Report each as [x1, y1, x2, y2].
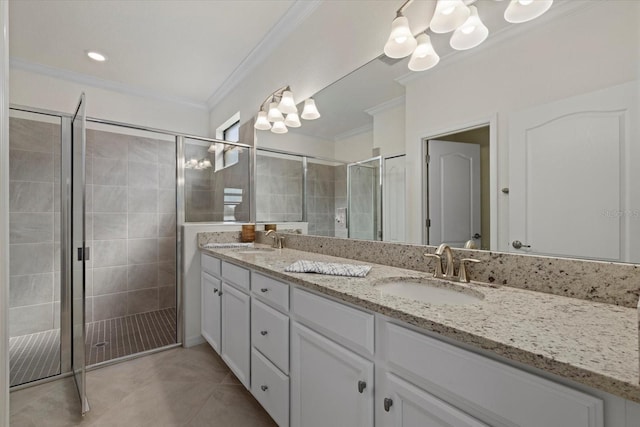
[7, 98, 181, 410]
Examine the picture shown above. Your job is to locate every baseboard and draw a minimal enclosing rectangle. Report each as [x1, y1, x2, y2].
[185, 335, 206, 348]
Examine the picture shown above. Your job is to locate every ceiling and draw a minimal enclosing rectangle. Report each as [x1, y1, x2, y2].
[8, 0, 301, 105]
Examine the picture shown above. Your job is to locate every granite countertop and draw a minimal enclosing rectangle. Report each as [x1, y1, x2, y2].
[199, 244, 640, 403]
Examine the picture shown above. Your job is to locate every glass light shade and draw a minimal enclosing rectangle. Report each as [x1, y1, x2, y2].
[301, 98, 321, 120]
[267, 101, 284, 122]
[278, 90, 298, 114]
[254, 111, 272, 130]
[504, 0, 553, 23]
[450, 6, 489, 50]
[271, 121, 288, 134]
[284, 112, 301, 128]
[201, 159, 212, 169]
[383, 15, 418, 58]
[430, 0, 471, 34]
[408, 34, 440, 72]
[207, 143, 216, 153]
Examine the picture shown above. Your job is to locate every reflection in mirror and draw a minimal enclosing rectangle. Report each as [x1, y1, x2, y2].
[348, 157, 382, 241]
[253, 1, 639, 264]
[183, 137, 250, 223]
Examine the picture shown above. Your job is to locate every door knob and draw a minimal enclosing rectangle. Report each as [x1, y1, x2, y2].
[357, 380, 367, 393]
[473, 233, 481, 239]
[512, 240, 531, 249]
[260, 330, 268, 336]
[260, 385, 268, 391]
[384, 398, 393, 412]
[260, 288, 268, 293]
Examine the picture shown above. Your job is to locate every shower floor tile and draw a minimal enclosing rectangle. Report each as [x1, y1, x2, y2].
[9, 308, 177, 387]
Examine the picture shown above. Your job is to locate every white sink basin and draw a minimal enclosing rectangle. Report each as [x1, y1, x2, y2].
[375, 278, 483, 305]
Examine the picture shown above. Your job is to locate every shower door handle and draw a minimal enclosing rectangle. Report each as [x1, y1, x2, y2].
[77, 247, 90, 261]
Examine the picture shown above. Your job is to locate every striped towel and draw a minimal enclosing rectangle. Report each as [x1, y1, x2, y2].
[285, 260, 372, 278]
[203, 242, 253, 249]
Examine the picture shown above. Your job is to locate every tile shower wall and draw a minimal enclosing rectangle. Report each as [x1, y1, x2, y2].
[348, 164, 378, 240]
[8, 117, 61, 337]
[87, 129, 177, 322]
[307, 162, 336, 236]
[256, 154, 303, 222]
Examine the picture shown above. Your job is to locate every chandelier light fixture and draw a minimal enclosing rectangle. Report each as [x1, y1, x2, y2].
[254, 86, 321, 134]
[384, 0, 553, 72]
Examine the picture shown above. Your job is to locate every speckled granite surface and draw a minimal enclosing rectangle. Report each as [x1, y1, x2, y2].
[200, 243, 640, 403]
[254, 232, 640, 308]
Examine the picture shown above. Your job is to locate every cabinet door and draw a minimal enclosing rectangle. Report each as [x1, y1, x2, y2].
[221, 282, 251, 389]
[201, 272, 222, 354]
[291, 322, 373, 427]
[379, 372, 488, 427]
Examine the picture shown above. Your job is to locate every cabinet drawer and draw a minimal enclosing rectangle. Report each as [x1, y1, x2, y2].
[201, 253, 221, 276]
[252, 272, 289, 312]
[292, 288, 374, 356]
[222, 261, 250, 292]
[251, 348, 289, 427]
[385, 323, 603, 427]
[252, 298, 289, 374]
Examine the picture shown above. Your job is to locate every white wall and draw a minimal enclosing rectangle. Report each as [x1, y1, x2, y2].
[334, 129, 374, 163]
[10, 68, 209, 136]
[371, 102, 405, 157]
[256, 129, 335, 159]
[0, 1, 9, 424]
[208, 0, 402, 136]
[403, 1, 639, 246]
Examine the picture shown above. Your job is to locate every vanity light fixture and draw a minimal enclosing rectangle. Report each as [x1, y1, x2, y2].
[184, 158, 213, 170]
[254, 85, 321, 134]
[450, 6, 489, 50]
[383, 0, 553, 73]
[504, 0, 553, 23]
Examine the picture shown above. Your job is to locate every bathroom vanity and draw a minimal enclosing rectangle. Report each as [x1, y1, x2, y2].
[198, 240, 640, 427]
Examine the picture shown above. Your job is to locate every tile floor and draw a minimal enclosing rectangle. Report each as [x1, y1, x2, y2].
[9, 344, 277, 427]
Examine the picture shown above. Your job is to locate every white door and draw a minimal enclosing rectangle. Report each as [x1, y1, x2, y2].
[383, 155, 406, 243]
[378, 372, 488, 427]
[509, 81, 638, 261]
[221, 282, 250, 388]
[427, 140, 481, 248]
[290, 322, 374, 427]
[201, 272, 222, 354]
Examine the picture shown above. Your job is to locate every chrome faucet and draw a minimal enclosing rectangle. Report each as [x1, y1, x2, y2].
[265, 230, 285, 249]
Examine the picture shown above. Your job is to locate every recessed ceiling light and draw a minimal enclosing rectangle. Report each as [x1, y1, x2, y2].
[86, 51, 107, 62]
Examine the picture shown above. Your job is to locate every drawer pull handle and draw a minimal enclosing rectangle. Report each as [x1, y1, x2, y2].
[260, 330, 268, 336]
[218, 291, 223, 296]
[260, 385, 268, 392]
[213, 288, 218, 294]
[357, 380, 367, 393]
[384, 398, 393, 412]
[260, 288, 268, 293]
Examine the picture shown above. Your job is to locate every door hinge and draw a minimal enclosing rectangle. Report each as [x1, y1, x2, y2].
[426, 219, 431, 227]
[425, 154, 430, 163]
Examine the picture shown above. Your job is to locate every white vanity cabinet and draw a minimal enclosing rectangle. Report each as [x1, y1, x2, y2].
[201, 271, 221, 353]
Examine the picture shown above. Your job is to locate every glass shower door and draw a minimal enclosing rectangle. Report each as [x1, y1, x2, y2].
[347, 157, 382, 241]
[71, 93, 90, 414]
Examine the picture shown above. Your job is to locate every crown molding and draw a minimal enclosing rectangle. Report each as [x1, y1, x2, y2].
[10, 57, 208, 110]
[333, 123, 373, 142]
[205, 0, 322, 111]
[396, 0, 595, 86]
[365, 96, 405, 116]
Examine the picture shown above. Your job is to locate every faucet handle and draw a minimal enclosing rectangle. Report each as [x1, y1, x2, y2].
[424, 253, 444, 278]
[458, 258, 481, 283]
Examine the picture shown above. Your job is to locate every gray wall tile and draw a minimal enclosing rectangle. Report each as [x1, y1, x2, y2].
[93, 214, 127, 240]
[127, 288, 158, 315]
[128, 137, 157, 163]
[92, 239, 128, 268]
[158, 238, 176, 262]
[158, 189, 176, 213]
[93, 266, 128, 296]
[10, 118, 56, 153]
[159, 286, 176, 309]
[93, 158, 127, 186]
[158, 262, 176, 286]
[158, 214, 176, 238]
[128, 162, 158, 188]
[9, 213, 53, 244]
[9, 303, 54, 336]
[93, 293, 127, 321]
[127, 263, 158, 290]
[128, 213, 158, 238]
[9, 182, 53, 212]
[93, 186, 127, 213]
[158, 164, 176, 189]
[157, 140, 176, 165]
[10, 150, 54, 182]
[88, 130, 128, 160]
[9, 273, 54, 308]
[128, 188, 157, 213]
[10, 243, 53, 275]
[128, 238, 158, 265]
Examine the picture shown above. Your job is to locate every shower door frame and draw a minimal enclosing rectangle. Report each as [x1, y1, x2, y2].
[8, 104, 186, 387]
[347, 156, 383, 241]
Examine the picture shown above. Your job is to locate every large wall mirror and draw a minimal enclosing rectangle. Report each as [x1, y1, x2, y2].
[254, 0, 639, 264]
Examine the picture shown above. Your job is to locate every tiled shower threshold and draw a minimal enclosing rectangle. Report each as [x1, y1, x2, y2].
[9, 307, 177, 387]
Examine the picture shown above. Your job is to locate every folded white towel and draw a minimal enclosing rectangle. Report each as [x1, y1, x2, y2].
[203, 242, 254, 249]
[285, 260, 371, 278]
